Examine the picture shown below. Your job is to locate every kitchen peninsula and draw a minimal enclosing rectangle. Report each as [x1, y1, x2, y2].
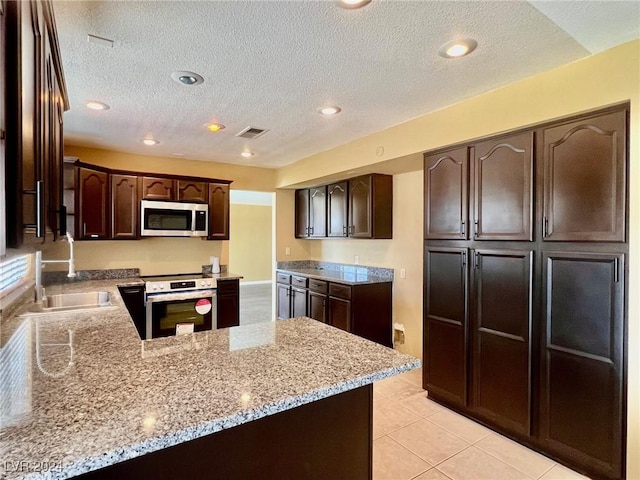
[1, 277, 419, 479]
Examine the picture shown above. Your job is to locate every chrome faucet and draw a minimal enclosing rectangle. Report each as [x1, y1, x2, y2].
[35, 232, 77, 303]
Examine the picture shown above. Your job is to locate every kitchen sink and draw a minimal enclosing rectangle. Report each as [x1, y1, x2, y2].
[27, 291, 112, 314]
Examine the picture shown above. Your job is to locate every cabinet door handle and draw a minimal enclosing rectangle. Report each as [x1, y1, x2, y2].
[543, 216, 549, 238]
[474, 220, 479, 239]
[461, 251, 466, 267]
[343, 225, 347, 235]
[310, 226, 314, 235]
[460, 220, 465, 237]
[614, 258, 620, 283]
[474, 251, 480, 269]
[83, 223, 87, 237]
[36, 180, 44, 238]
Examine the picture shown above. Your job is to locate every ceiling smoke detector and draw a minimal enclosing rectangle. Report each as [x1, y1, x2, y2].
[171, 71, 204, 86]
[236, 126, 269, 139]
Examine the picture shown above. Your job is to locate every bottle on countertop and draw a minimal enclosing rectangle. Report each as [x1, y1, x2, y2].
[210, 256, 220, 274]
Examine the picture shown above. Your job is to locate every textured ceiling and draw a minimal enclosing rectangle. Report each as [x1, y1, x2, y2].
[54, 1, 640, 169]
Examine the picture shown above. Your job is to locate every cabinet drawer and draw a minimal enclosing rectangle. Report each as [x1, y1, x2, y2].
[329, 283, 352, 299]
[308, 279, 328, 294]
[216, 278, 239, 295]
[291, 275, 308, 288]
[277, 273, 291, 284]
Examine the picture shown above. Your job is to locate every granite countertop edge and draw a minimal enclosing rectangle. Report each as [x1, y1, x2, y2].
[55, 360, 419, 479]
[275, 267, 392, 285]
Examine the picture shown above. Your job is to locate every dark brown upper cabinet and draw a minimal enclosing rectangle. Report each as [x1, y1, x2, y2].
[77, 167, 109, 239]
[111, 174, 139, 239]
[470, 249, 533, 436]
[208, 183, 229, 240]
[295, 187, 327, 238]
[141, 176, 175, 200]
[327, 181, 348, 237]
[348, 174, 392, 239]
[5, 0, 68, 247]
[424, 147, 469, 240]
[178, 180, 207, 203]
[540, 251, 625, 479]
[541, 109, 626, 242]
[473, 132, 533, 241]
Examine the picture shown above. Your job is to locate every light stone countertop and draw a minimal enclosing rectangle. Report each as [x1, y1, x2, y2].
[0, 278, 419, 479]
[276, 267, 392, 285]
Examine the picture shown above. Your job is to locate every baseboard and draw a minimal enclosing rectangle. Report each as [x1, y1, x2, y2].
[240, 280, 273, 286]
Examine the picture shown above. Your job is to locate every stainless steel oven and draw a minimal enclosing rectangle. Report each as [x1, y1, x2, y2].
[143, 274, 217, 340]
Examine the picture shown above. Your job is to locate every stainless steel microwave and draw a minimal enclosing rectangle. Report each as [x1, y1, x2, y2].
[140, 200, 208, 237]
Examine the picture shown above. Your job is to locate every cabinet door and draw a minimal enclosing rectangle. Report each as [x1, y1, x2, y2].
[295, 189, 310, 238]
[470, 249, 532, 435]
[141, 177, 175, 200]
[327, 181, 348, 237]
[208, 183, 229, 239]
[276, 284, 291, 320]
[424, 246, 468, 406]
[111, 174, 138, 239]
[217, 280, 240, 329]
[328, 297, 351, 332]
[424, 147, 469, 239]
[309, 186, 327, 237]
[473, 132, 533, 241]
[77, 167, 109, 239]
[540, 252, 624, 479]
[542, 110, 626, 242]
[291, 287, 308, 317]
[308, 291, 327, 323]
[348, 175, 372, 238]
[178, 180, 207, 203]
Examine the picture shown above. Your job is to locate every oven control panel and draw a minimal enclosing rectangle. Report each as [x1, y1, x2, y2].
[145, 276, 216, 292]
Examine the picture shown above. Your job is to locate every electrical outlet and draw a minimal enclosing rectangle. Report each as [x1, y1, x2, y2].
[400, 268, 406, 279]
[354, 255, 359, 265]
[393, 323, 405, 345]
[285, 247, 291, 255]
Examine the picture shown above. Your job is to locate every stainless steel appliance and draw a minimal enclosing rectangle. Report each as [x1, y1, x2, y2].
[143, 273, 217, 339]
[140, 200, 208, 237]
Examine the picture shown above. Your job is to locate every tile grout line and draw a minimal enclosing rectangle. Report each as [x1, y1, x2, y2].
[472, 434, 557, 480]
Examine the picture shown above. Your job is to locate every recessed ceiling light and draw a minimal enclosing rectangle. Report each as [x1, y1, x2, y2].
[171, 71, 204, 86]
[86, 101, 110, 110]
[438, 39, 477, 58]
[319, 106, 342, 115]
[206, 123, 226, 132]
[240, 151, 254, 158]
[142, 138, 159, 146]
[172, 153, 184, 157]
[336, 0, 371, 9]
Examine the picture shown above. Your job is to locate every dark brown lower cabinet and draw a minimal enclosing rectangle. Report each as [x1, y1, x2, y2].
[308, 291, 327, 323]
[470, 249, 532, 436]
[291, 287, 307, 318]
[217, 279, 240, 329]
[424, 247, 468, 407]
[276, 282, 291, 320]
[540, 252, 625, 480]
[328, 296, 351, 332]
[424, 246, 626, 480]
[276, 270, 392, 347]
[79, 385, 373, 480]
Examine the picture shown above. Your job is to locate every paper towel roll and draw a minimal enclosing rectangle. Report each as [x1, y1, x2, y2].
[210, 256, 220, 274]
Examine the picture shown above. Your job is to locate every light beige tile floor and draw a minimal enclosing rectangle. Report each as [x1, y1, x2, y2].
[373, 369, 592, 480]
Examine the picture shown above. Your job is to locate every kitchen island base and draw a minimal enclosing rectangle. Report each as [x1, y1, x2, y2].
[78, 384, 373, 480]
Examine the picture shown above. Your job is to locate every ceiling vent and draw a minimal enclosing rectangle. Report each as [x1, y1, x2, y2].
[236, 126, 269, 139]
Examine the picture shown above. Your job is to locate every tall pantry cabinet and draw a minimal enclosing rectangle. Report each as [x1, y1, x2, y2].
[423, 104, 628, 480]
